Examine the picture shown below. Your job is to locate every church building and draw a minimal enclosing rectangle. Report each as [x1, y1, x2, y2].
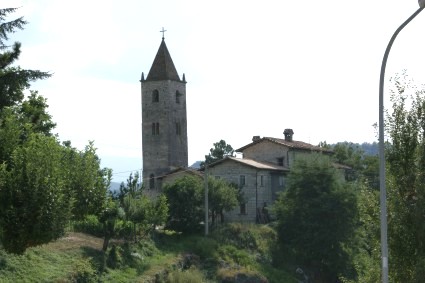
[140, 35, 188, 191]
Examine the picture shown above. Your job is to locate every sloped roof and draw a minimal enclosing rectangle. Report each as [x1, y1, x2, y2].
[208, 156, 289, 171]
[158, 167, 203, 180]
[146, 39, 181, 82]
[236, 137, 333, 154]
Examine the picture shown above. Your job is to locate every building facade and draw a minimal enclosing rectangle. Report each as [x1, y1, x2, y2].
[207, 129, 334, 223]
[140, 38, 188, 191]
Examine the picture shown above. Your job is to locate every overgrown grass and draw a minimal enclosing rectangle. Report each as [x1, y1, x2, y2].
[0, 224, 298, 282]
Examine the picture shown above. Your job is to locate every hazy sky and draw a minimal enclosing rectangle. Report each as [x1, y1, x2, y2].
[3, 0, 425, 182]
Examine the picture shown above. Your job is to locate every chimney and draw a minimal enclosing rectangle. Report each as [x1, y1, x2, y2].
[283, 129, 294, 142]
[252, 136, 261, 142]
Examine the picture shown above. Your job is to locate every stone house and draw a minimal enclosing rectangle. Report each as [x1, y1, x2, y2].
[206, 129, 333, 223]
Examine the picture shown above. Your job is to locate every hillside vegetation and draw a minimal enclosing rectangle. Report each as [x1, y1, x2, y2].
[0, 223, 298, 283]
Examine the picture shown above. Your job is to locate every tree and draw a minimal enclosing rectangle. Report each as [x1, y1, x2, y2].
[63, 141, 112, 220]
[0, 133, 73, 254]
[201, 140, 234, 168]
[99, 198, 124, 251]
[0, 8, 50, 110]
[208, 177, 239, 227]
[331, 142, 379, 186]
[118, 171, 142, 206]
[18, 91, 56, 136]
[384, 72, 425, 282]
[163, 176, 204, 233]
[274, 154, 358, 282]
[146, 194, 169, 233]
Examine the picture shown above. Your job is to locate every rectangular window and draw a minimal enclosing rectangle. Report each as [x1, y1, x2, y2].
[278, 176, 284, 186]
[260, 175, 264, 186]
[152, 122, 160, 135]
[240, 203, 246, 215]
[239, 175, 245, 187]
[277, 157, 284, 166]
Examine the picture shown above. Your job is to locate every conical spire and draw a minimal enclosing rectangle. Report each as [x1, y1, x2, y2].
[146, 39, 180, 82]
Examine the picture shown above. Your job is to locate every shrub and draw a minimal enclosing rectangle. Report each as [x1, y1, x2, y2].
[72, 215, 103, 237]
[166, 268, 207, 283]
[68, 258, 98, 283]
[218, 245, 253, 267]
[192, 237, 218, 259]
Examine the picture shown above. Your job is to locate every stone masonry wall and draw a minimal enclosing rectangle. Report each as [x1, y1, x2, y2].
[208, 160, 274, 223]
[141, 79, 188, 186]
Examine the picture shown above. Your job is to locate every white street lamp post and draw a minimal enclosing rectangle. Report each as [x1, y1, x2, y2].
[379, 2, 424, 282]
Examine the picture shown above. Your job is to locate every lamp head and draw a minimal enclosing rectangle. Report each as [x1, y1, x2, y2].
[420, 0, 425, 8]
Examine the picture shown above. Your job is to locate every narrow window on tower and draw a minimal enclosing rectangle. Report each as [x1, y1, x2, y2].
[176, 91, 181, 104]
[152, 90, 159, 102]
[176, 122, 181, 135]
[152, 122, 160, 135]
[149, 174, 155, 189]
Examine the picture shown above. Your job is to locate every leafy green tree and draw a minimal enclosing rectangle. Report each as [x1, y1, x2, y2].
[0, 107, 21, 163]
[208, 177, 239, 226]
[146, 194, 169, 233]
[0, 8, 50, 110]
[330, 142, 379, 188]
[384, 72, 425, 282]
[163, 176, 204, 233]
[351, 183, 381, 283]
[201, 140, 234, 168]
[118, 171, 142, 206]
[274, 154, 358, 282]
[18, 91, 56, 136]
[99, 198, 124, 251]
[0, 133, 73, 254]
[62, 141, 112, 220]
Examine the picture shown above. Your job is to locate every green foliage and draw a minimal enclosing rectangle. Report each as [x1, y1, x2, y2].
[274, 154, 358, 281]
[118, 171, 142, 204]
[163, 176, 204, 233]
[63, 141, 112, 220]
[72, 215, 104, 237]
[331, 142, 379, 186]
[99, 198, 123, 251]
[384, 72, 425, 282]
[0, 133, 73, 254]
[68, 258, 98, 283]
[207, 177, 239, 226]
[0, 8, 50, 110]
[217, 245, 253, 266]
[201, 139, 234, 168]
[118, 172, 168, 240]
[147, 194, 169, 231]
[166, 268, 208, 283]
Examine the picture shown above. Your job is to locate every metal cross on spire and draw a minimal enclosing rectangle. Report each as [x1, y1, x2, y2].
[160, 27, 167, 39]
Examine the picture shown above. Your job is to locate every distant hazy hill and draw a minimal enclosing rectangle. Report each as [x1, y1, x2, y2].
[331, 142, 378, 156]
[190, 161, 202, 169]
[109, 181, 122, 193]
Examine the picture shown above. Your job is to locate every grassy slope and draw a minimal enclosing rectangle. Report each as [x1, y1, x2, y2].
[0, 224, 298, 282]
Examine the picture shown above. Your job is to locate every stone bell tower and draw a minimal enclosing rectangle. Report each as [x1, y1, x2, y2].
[140, 34, 188, 189]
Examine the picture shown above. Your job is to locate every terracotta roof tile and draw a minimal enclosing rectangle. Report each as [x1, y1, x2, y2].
[236, 137, 333, 153]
